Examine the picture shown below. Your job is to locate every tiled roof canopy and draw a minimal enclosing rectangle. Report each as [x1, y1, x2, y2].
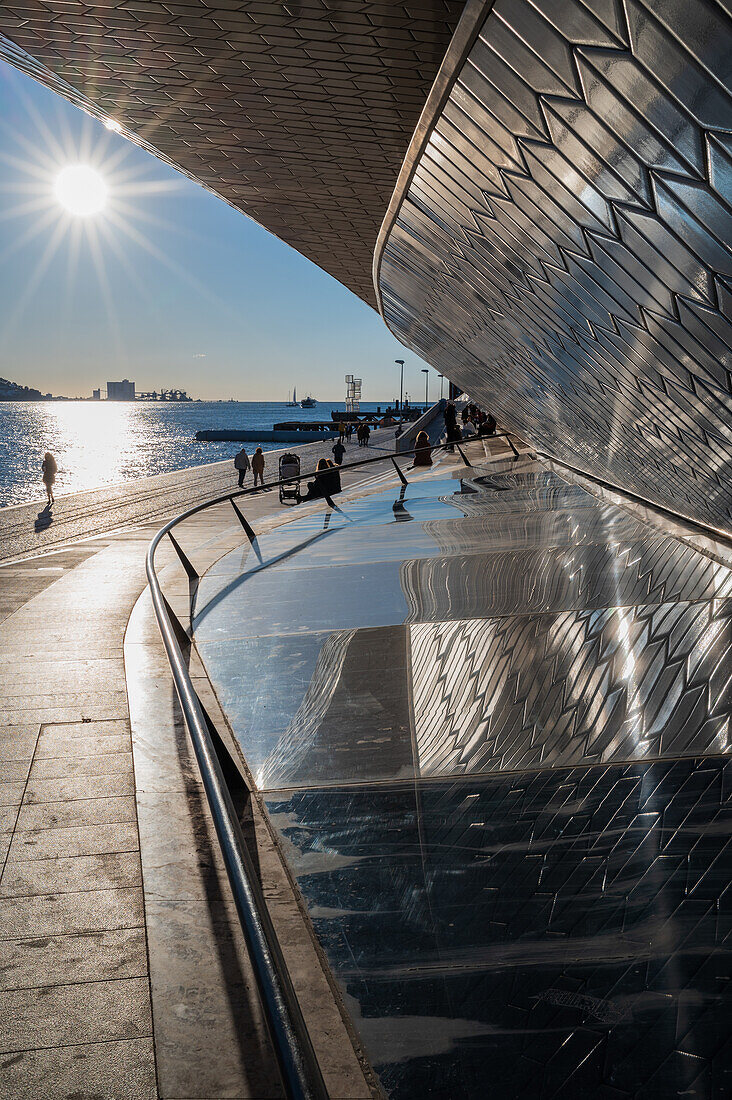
[0, 1, 465, 306]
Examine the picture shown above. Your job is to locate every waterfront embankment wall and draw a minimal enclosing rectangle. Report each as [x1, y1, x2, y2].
[195, 428, 338, 442]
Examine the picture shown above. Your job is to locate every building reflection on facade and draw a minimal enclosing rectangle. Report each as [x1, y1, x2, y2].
[196, 454, 731, 1098]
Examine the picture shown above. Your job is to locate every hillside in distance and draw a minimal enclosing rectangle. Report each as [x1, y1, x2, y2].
[0, 377, 52, 400]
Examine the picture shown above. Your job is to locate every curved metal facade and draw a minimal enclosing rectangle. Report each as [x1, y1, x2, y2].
[377, 0, 732, 532]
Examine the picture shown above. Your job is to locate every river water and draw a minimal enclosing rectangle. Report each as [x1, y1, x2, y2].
[0, 400, 389, 507]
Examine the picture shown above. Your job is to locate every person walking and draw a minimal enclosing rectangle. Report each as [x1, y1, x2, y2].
[234, 446, 250, 488]
[338, 421, 346, 443]
[41, 452, 57, 504]
[363, 423, 371, 447]
[346, 422, 353, 442]
[332, 438, 345, 466]
[252, 446, 265, 489]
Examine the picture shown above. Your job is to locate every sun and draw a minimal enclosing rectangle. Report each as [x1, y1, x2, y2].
[54, 164, 107, 216]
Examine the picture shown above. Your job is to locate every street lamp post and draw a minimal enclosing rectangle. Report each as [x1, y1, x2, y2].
[395, 360, 404, 413]
[421, 368, 429, 409]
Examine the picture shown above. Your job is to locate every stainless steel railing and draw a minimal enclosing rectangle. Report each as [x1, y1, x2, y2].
[145, 429, 522, 1099]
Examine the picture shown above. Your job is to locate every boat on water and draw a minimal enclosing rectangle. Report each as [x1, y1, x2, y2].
[286, 387, 298, 407]
[300, 394, 317, 407]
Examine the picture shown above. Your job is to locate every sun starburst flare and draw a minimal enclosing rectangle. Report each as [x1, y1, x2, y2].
[0, 86, 189, 345]
[54, 164, 107, 216]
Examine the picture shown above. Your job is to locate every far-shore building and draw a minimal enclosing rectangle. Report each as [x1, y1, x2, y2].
[106, 379, 135, 401]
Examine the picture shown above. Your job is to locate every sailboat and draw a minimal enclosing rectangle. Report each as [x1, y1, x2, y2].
[286, 386, 298, 407]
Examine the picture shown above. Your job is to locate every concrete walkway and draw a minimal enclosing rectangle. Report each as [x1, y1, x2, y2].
[0, 430, 416, 1099]
[0, 429, 398, 563]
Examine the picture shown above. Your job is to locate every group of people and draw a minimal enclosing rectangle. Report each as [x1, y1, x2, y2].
[356, 422, 371, 447]
[461, 402, 496, 437]
[332, 419, 371, 455]
[232, 401, 497, 500]
[233, 444, 343, 503]
[336, 421, 355, 443]
[443, 400, 496, 450]
[234, 445, 267, 488]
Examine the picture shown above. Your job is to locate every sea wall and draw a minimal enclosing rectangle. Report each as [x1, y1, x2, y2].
[195, 429, 338, 443]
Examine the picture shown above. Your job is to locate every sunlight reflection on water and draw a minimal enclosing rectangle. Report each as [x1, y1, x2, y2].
[0, 400, 386, 507]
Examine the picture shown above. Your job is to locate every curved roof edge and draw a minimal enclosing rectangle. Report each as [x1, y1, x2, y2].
[372, 0, 490, 321]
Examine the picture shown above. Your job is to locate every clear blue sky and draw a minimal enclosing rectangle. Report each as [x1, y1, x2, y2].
[0, 61, 435, 402]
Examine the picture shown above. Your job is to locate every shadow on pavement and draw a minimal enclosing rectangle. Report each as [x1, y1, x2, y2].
[34, 504, 54, 532]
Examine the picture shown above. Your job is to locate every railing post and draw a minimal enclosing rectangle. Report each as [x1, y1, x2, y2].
[168, 531, 198, 581]
[391, 455, 408, 486]
[456, 442, 472, 467]
[230, 497, 263, 563]
[168, 531, 200, 621]
[230, 497, 257, 544]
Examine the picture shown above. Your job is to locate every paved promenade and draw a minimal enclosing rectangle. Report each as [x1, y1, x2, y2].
[0, 430, 398, 563]
[0, 429, 408, 1099]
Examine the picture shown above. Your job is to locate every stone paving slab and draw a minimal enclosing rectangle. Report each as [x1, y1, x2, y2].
[0, 781, 25, 806]
[0, 976, 152, 1053]
[0, 728, 39, 761]
[0, 886, 143, 938]
[23, 771, 136, 803]
[8, 821, 141, 862]
[0, 1037, 157, 1100]
[33, 721, 132, 758]
[29, 751, 133, 780]
[0, 927, 148, 991]
[0, 851, 142, 897]
[15, 793, 138, 831]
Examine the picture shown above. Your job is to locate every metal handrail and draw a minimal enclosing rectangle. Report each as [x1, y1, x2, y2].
[145, 427, 522, 1099]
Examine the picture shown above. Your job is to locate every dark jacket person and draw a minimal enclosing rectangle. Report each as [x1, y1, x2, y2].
[252, 447, 265, 488]
[332, 440, 345, 465]
[412, 431, 432, 467]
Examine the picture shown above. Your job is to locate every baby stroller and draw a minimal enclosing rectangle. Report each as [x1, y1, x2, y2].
[279, 453, 301, 505]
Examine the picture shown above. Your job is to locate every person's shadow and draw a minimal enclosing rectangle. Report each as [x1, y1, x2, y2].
[34, 504, 53, 532]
